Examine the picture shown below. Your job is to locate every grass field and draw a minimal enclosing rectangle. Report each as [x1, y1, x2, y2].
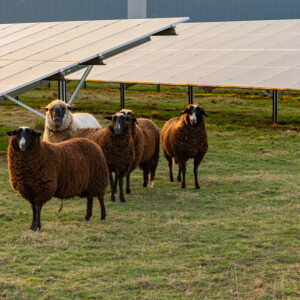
[0, 83, 299, 299]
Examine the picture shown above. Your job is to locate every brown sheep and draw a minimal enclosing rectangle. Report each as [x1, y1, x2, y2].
[161, 104, 208, 189]
[72, 113, 135, 203]
[118, 109, 160, 192]
[7, 127, 109, 231]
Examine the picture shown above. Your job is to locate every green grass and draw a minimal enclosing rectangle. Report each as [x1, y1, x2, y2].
[0, 83, 299, 299]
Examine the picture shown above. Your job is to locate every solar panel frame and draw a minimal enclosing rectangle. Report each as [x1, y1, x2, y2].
[0, 17, 189, 101]
[68, 19, 300, 92]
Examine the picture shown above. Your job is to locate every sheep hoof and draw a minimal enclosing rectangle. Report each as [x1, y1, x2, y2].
[177, 177, 181, 182]
[181, 183, 186, 189]
[126, 188, 131, 194]
[120, 198, 126, 203]
[143, 182, 147, 187]
[111, 197, 116, 202]
[195, 185, 200, 190]
[84, 217, 90, 221]
[150, 180, 155, 188]
[30, 225, 40, 232]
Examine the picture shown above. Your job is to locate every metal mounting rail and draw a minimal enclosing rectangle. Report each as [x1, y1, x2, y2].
[4, 94, 45, 119]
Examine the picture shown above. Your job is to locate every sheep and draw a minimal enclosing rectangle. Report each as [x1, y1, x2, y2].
[118, 109, 160, 192]
[72, 113, 135, 203]
[161, 104, 208, 189]
[7, 126, 109, 231]
[42, 99, 101, 143]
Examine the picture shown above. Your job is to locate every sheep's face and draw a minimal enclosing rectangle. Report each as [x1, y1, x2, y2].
[104, 113, 134, 135]
[181, 104, 208, 126]
[7, 127, 41, 151]
[42, 101, 74, 128]
[119, 109, 138, 127]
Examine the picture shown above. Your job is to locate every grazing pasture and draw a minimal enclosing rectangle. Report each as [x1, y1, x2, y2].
[0, 83, 299, 299]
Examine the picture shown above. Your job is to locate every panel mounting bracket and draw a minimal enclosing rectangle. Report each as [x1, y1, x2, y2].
[82, 55, 105, 65]
[153, 25, 177, 36]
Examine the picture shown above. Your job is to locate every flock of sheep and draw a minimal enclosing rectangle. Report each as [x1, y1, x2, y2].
[7, 99, 208, 231]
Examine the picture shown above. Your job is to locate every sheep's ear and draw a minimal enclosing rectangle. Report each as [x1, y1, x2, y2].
[104, 116, 113, 121]
[34, 131, 42, 137]
[131, 117, 138, 124]
[67, 104, 74, 110]
[41, 107, 49, 111]
[201, 108, 208, 116]
[7, 130, 17, 136]
[180, 107, 189, 115]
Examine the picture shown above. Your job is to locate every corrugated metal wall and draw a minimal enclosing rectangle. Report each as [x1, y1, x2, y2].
[0, 0, 127, 23]
[147, 0, 300, 22]
[1, 0, 300, 24]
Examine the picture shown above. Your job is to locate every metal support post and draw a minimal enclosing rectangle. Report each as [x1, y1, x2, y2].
[68, 65, 93, 105]
[4, 94, 45, 119]
[157, 84, 161, 92]
[84, 81, 87, 89]
[260, 89, 271, 98]
[58, 79, 67, 102]
[188, 86, 194, 104]
[176, 85, 187, 93]
[109, 82, 120, 89]
[120, 83, 125, 109]
[273, 90, 278, 123]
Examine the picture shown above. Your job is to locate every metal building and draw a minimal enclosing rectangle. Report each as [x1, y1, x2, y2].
[1, 0, 300, 23]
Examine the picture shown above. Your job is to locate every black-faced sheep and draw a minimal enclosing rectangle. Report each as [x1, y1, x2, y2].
[161, 104, 208, 189]
[7, 127, 109, 231]
[72, 113, 135, 203]
[118, 109, 160, 192]
[42, 99, 101, 143]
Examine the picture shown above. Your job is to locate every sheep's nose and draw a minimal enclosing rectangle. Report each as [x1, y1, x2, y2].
[19, 138, 26, 151]
[54, 118, 61, 125]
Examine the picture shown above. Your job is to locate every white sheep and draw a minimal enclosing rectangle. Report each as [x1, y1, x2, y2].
[42, 99, 101, 143]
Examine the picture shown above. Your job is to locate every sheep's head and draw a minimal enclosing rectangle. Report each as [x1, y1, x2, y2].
[118, 109, 138, 126]
[104, 113, 136, 135]
[180, 104, 207, 126]
[7, 127, 41, 151]
[41, 100, 74, 129]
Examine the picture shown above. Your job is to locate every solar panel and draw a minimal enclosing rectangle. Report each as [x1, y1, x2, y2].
[68, 19, 300, 91]
[0, 17, 188, 100]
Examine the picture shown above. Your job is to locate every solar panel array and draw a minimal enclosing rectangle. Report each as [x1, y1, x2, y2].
[0, 17, 187, 100]
[69, 19, 300, 91]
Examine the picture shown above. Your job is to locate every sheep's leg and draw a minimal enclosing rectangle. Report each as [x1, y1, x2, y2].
[164, 152, 173, 182]
[149, 149, 159, 188]
[30, 202, 36, 231]
[119, 176, 126, 203]
[126, 173, 131, 194]
[177, 167, 182, 182]
[114, 171, 119, 193]
[35, 204, 42, 231]
[194, 153, 206, 189]
[179, 162, 187, 189]
[109, 173, 116, 202]
[85, 196, 93, 221]
[143, 167, 149, 187]
[149, 168, 155, 188]
[98, 197, 106, 220]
